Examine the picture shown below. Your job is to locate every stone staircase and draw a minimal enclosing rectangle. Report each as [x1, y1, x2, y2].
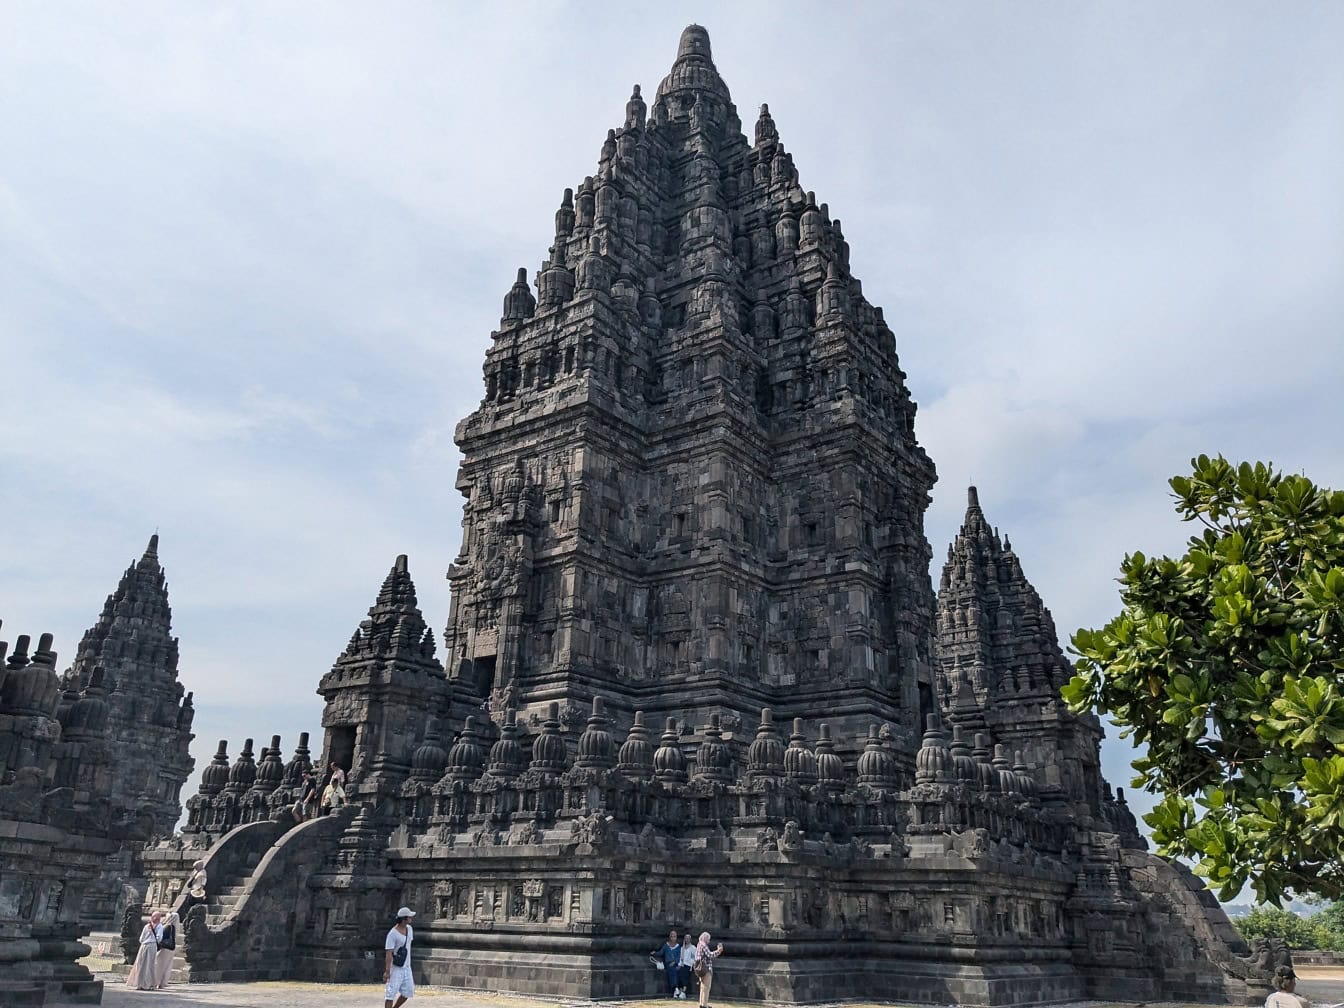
[205, 877, 255, 923]
[1120, 849, 1269, 1005]
[177, 807, 356, 982]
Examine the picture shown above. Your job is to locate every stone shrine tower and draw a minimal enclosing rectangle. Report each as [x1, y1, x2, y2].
[446, 24, 937, 770]
[317, 555, 450, 814]
[63, 534, 195, 926]
[936, 488, 1104, 815]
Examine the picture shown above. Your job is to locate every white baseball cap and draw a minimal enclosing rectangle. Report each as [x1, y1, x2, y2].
[396, 907, 416, 918]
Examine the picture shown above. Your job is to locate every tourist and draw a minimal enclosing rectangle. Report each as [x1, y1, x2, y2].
[182, 859, 207, 913]
[1266, 965, 1312, 1008]
[383, 905, 416, 1008]
[653, 928, 681, 997]
[293, 769, 318, 822]
[692, 931, 723, 1008]
[323, 763, 347, 813]
[125, 910, 162, 990]
[153, 910, 179, 989]
[677, 931, 696, 999]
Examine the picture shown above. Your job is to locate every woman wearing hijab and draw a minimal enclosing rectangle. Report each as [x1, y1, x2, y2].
[153, 910, 180, 988]
[692, 931, 724, 1008]
[182, 860, 207, 915]
[125, 910, 162, 990]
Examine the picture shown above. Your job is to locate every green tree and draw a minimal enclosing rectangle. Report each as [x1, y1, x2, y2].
[1064, 456, 1344, 904]
[1235, 905, 1328, 949]
[1307, 900, 1344, 950]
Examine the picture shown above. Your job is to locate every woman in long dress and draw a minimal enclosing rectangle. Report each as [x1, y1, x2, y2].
[125, 910, 161, 989]
[153, 911, 180, 989]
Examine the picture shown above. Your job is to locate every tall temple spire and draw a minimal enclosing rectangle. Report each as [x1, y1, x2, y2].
[64, 535, 194, 832]
[935, 487, 1103, 809]
[449, 21, 937, 774]
[60, 534, 195, 928]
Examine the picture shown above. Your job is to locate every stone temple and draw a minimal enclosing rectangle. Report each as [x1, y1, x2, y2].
[63, 535, 197, 929]
[8, 24, 1280, 1007]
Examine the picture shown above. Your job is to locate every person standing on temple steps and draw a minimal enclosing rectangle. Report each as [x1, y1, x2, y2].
[383, 906, 415, 1008]
[293, 769, 318, 822]
[323, 762, 347, 814]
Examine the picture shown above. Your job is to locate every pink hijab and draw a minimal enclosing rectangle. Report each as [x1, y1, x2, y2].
[697, 931, 711, 958]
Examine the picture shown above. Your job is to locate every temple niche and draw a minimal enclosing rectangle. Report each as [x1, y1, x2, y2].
[130, 24, 1273, 1007]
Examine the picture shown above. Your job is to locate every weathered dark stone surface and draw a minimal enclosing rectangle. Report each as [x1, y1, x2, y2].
[62, 535, 196, 928]
[135, 24, 1275, 1007]
[0, 623, 117, 1005]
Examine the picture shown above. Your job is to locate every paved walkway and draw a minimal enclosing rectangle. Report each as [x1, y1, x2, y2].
[97, 979, 570, 1008]
[88, 971, 1344, 1008]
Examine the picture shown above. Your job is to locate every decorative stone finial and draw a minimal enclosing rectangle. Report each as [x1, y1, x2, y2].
[502, 266, 537, 322]
[617, 710, 654, 781]
[992, 744, 1018, 794]
[653, 716, 687, 783]
[201, 740, 230, 795]
[529, 702, 568, 774]
[814, 723, 844, 790]
[784, 718, 818, 786]
[626, 84, 647, 130]
[747, 708, 785, 781]
[555, 188, 575, 238]
[694, 713, 732, 783]
[914, 714, 951, 786]
[754, 103, 778, 146]
[971, 733, 996, 791]
[485, 709, 524, 780]
[576, 697, 615, 770]
[447, 715, 486, 781]
[856, 724, 897, 789]
[410, 719, 448, 782]
[677, 24, 712, 62]
[949, 725, 977, 783]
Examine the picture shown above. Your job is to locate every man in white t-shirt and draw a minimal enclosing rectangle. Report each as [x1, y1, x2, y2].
[383, 906, 415, 1008]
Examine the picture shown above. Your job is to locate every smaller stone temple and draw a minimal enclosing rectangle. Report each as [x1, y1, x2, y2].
[0, 620, 117, 1006]
[60, 535, 197, 929]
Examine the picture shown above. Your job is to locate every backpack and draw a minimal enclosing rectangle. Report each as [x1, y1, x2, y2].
[692, 954, 709, 978]
[158, 924, 176, 951]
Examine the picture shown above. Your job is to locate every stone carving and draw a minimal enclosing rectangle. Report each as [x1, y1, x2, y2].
[120, 899, 145, 965]
[571, 810, 611, 848]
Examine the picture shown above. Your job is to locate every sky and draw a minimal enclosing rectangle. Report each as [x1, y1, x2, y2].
[2, 2, 1342, 853]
